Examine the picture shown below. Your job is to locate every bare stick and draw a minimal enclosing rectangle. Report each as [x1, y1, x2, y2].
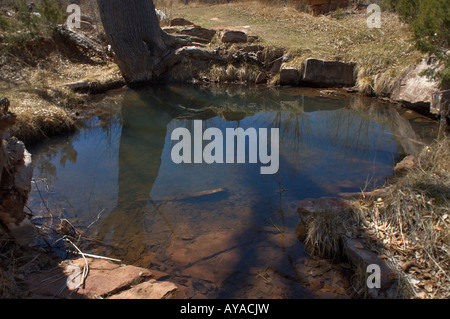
[68, 251, 121, 263]
[64, 237, 89, 289]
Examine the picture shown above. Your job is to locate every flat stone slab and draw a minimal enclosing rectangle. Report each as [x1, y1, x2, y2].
[108, 280, 178, 299]
[168, 230, 247, 267]
[391, 58, 440, 106]
[344, 238, 397, 290]
[181, 26, 216, 41]
[70, 258, 153, 298]
[25, 257, 177, 299]
[303, 58, 356, 87]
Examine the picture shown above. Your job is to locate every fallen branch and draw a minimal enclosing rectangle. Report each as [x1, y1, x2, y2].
[152, 188, 227, 202]
[64, 237, 89, 289]
[68, 251, 121, 263]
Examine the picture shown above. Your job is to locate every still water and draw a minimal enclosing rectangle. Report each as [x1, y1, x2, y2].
[27, 85, 435, 298]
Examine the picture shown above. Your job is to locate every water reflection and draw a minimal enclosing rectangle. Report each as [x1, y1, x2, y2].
[93, 89, 174, 261]
[27, 85, 434, 298]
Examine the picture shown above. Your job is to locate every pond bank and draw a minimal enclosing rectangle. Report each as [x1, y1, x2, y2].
[1, 86, 446, 299]
[1, 4, 448, 299]
[295, 136, 449, 299]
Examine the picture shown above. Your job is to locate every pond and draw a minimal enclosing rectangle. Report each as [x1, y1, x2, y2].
[27, 84, 437, 298]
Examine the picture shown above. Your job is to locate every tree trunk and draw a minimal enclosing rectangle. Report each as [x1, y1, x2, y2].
[96, 0, 179, 85]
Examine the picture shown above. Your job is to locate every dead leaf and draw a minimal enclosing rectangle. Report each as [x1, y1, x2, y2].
[425, 284, 434, 293]
[353, 241, 364, 249]
[417, 291, 427, 299]
[423, 273, 432, 279]
[401, 261, 420, 272]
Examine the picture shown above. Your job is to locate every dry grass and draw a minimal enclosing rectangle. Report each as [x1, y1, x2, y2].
[201, 62, 260, 83]
[172, 1, 424, 94]
[0, 33, 121, 144]
[353, 135, 450, 299]
[0, 245, 22, 299]
[304, 211, 348, 262]
[0, 1, 121, 144]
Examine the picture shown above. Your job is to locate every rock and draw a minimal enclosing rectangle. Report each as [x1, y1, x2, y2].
[268, 57, 283, 73]
[170, 17, 194, 27]
[169, 230, 245, 267]
[394, 155, 416, 173]
[255, 72, 268, 84]
[108, 280, 177, 299]
[296, 223, 308, 242]
[65, 79, 126, 94]
[175, 46, 225, 63]
[239, 44, 264, 52]
[431, 90, 450, 126]
[302, 58, 356, 87]
[181, 248, 241, 283]
[169, 230, 251, 284]
[25, 257, 177, 299]
[155, 9, 167, 23]
[343, 238, 397, 290]
[308, 0, 351, 15]
[65, 80, 90, 90]
[55, 25, 105, 61]
[70, 258, 153, 298]
[0, 98, 33, 228]
[280, 67, 301, 86]
[391, 58, 441, 115]
[221, 30, 248, 43]
[181, 26, 216, 41]
[7, 218, 38, 247]
[162, 26, 179, 34]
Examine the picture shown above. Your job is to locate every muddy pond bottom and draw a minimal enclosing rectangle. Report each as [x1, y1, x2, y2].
[27, 85, 436, 298]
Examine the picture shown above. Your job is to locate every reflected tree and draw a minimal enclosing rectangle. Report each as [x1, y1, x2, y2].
[94, 88, 174, 262]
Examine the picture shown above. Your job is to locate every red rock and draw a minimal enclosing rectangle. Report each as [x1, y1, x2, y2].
[394, 155, 416, 173]
[343, 238, 396, 289]
[221, 30, 248, 43]
[108, 280, 177, 299]
[70, 258, 152, 298]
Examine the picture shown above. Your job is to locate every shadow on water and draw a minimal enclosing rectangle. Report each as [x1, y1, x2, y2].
[27, 84, 437, 298]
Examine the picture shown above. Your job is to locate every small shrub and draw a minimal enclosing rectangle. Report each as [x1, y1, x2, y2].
[39, 0, 66, 32]
[385, 0, 450, 85]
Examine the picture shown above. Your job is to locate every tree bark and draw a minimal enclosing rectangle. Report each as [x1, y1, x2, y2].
[96, 0, 180, 85]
